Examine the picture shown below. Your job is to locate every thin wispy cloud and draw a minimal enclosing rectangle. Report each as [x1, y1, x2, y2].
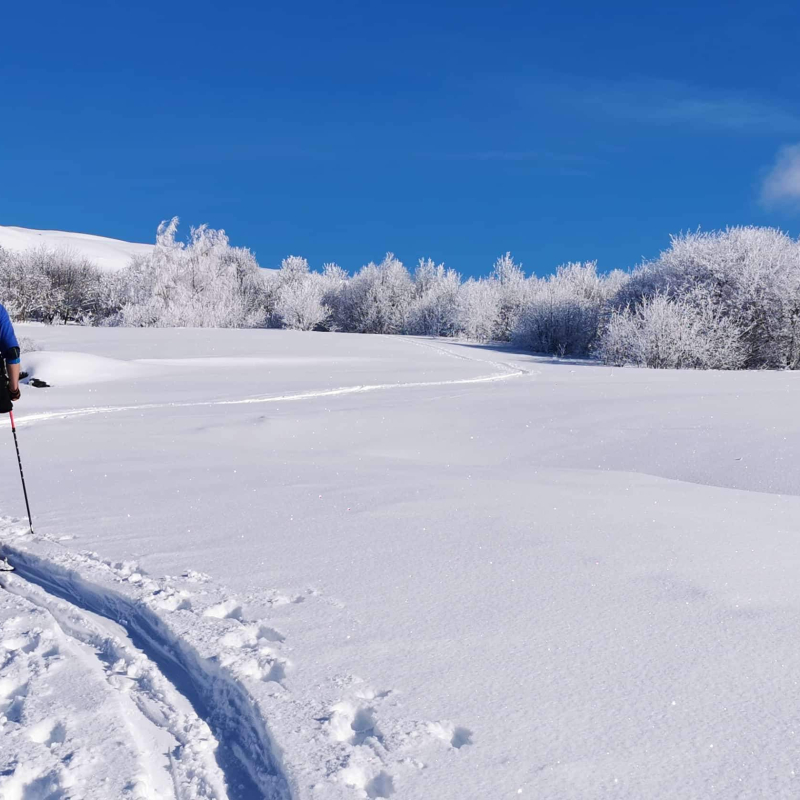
[440, 149, 598, 162]
[433, 149, 601, 176]
[562, 78, 800, 134]
[453, 150, 574, 162]
[760, 144, 800, 209]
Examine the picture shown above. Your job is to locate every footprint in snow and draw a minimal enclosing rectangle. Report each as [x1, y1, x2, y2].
[0, 678, 29, 724]
[202, 599, 244, 621]
[256, 624, 285, 642]
[0, 767, 65, 800]
[427, 720, 473, 749]
[203, 601, 291, 686]
[366, 770, 395, 799]
[238, 656, 287, 685]
[29, 718, 67, 747]
[151, 590, 193, 612]
[202, 600, 285, 642]
[339, 765, 396, 799]
[220, 623, 285, 648]
[328, 701, 383, 745]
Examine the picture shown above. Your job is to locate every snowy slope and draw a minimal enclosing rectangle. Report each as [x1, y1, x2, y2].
[0, 225, 153, 271]
[3, 326, 800, 799]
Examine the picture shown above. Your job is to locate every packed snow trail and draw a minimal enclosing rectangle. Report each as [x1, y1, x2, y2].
[14, 340, 529, 428]
[0, 541, 292, 800]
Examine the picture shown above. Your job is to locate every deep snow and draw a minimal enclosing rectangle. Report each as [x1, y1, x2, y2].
[0, 225, 153, 271]
[2, 325, 800, 799]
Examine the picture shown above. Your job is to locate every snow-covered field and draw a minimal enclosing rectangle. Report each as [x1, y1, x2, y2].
[2, 325, 800, 799]
[0, 226, 153, 271]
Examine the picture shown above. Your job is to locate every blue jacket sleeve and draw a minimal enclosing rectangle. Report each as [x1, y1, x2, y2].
[0, 305, 20, 364]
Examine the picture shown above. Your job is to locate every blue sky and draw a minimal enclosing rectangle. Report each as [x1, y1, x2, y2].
[2, 0, 800, 277]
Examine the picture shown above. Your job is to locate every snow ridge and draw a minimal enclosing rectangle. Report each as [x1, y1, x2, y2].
[0, 543, 293, 800]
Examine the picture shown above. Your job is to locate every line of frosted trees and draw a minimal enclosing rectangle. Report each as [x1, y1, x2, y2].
[2, 218, 800, 370]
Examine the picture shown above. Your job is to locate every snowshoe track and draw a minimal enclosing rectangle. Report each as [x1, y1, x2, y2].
[0, 544, 293, 800]
[0, 573, 228, 800]
[0, 527, 477, 799]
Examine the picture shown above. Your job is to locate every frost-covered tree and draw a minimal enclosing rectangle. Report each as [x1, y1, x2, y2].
[338, 253, 413, 334]
[276, 255, 311, 287]
[0, 247, 49, 320]
[490, 252, 528, 341]
[115, 218, 268, 328]
[0, 246, 104, 323]
[512, 262, 622, 356]
[616, 227, 800, 368]
[3, 217, 798, 372]
[42, 251, 105, 323]
[275, 280, 329, 330]
[274, 257, 330, 331]
[318, 262, 350, 331]
[454, 279, 501, 342]
[599, 289, 747, 369]
[406, 259, 462, 336]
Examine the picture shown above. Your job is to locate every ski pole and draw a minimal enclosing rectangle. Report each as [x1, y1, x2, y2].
[8, 409, 34, 535]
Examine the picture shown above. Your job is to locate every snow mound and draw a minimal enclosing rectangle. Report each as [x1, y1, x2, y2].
[0, 225, 153, 272]
[22, 351, 148, 386]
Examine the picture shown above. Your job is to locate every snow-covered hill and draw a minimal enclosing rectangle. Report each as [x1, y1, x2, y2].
[0, 225, 153, 271]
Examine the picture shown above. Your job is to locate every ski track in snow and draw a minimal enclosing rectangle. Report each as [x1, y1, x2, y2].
[0, 572, 229, 800]
[0, 518, 476, 800]
[14, 339, 532, 428]
[0, 535, 290, 800]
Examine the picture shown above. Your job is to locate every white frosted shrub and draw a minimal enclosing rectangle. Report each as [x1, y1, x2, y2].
[115, 218, 267, 328]
[616, 227, 800, 368]
[318, 263, 349, 331]
[338, 253, 413, 334]
[512, 262, 618, 356]
[599, 290, 747, 369]
[4, 219, 800, 371]
[275, 273, 330, 331]
[406, 259, 462, 336]
[0, 245, 104, 323]
[490, 252, 528, 341]
[454, 279, 501, 342]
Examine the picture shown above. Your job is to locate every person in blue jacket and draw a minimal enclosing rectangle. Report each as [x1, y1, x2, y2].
[0, 304, 21, 403]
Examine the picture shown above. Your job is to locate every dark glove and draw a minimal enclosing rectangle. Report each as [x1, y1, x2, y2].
[9, 387, 20, 401]
[0, 384, 11, 414]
